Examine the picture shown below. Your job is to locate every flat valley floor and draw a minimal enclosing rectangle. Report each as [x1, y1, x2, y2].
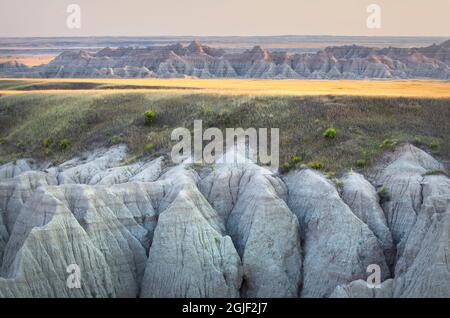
[0, 78, 449, 98]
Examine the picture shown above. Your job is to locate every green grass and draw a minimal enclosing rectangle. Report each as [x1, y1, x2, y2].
[323, 127, 337, 139]
[0, 92, 449, 172]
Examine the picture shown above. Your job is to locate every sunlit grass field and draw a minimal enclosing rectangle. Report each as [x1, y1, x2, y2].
[0, 78, 449, 174]
[0, 78, 450, 98]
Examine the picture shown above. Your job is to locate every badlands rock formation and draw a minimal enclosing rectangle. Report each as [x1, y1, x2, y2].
[2, 40, 449, 79]
[0, 143, 449, 297]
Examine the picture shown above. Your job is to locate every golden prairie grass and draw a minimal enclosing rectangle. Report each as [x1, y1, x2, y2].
[0, 78, 450, 98]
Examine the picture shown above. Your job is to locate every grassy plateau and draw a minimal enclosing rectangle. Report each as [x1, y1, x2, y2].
[0, 78, 449, 175]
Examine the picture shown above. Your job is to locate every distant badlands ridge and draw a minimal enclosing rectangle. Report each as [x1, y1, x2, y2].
[1, 39, 450, 79]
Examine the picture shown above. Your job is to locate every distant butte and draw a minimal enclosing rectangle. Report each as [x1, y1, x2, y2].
[0, 39, 449, 79]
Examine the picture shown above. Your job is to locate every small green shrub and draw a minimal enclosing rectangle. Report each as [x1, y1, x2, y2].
[111, 135, 123, 145]
[379, 138, 397, 150]
[323, 127, 337, 139]
[16, 142, 25, 151]
[42, 138, 51, 148]
[144, 143, 154, 153]
[324, 171, 335, 178]
[307, 161, 323, 170]
[377, 187, 390, 203]
[279, 162, 291, 174]
[290, 155, 302, 164]
[356, 159, 366, 167]
[0, 138, 5, 145]
[334, 179, 344, 186]
[59, 139, 71, 150]
[428, 139, 440, 154]
[144, 111, 155, 126]
[413, 136, 423, 145]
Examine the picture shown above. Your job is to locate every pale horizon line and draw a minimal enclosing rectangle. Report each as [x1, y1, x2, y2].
[1, 34, 449, 40]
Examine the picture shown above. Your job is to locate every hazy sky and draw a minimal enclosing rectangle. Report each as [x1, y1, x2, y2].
[0, 0, 449, 37]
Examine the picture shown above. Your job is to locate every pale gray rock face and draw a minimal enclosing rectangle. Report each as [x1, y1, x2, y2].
[371, 144, 443, 255]
[0, 171, 57, 233]
[200, 163, 302, 298]
[0, 196, 117, 298]
[0, 184, 150, 297]
[0, 149, 176, 298]
[129, 157, 163, 183]
[1, 143, 450, 298]
[140, 165, 244, 298]
[285, 169, 389, 298]
[86, 156, 163, 186]
[56, 145, 128, 184]
[0, 154, 244, 298]
[88, 163, 143, 186]
[393, 174, 450, 297]
[341, 172, 395, 269]
[330, 279, 394, 298]
[0, 165, 56, 265]
[0, 159, 34, 181]
[140, 182, 242, 298]
[0, 209, 7, 264]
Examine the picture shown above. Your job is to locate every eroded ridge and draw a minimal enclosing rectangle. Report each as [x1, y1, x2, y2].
[0, 144, 449, 297]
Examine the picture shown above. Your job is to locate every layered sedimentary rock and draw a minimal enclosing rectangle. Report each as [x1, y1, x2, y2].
[141, 166, 243, 298]
[341, 172, 395, 269]
[0, 143, 449, 298]
[1, 185, 144, 297]
[392, 174, 450, 297]
[0, 159, 35, 181]
[199, 163, 302, 297]
[333, 145, 450, 298]
[284, 169, 389, 297]
[0, 61, 29, 73]
[370, 144, 444, 254]
[0, 171, 57, 234]
[3, 40, 449, 79]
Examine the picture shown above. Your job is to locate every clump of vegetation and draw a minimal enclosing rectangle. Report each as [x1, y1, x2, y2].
[356, 159, 366, 167]
[413, 136, 423, 145]
[42, 138, 51, 148]
[0, 138, 5, 145]
[428, 139, 441, 154]
[279, 162, 291, 174]
[324, 171, 335, 179]
[59, 139, 71, 150]
[290, 155, 302, 164]
[144, 143, 154, 154]
[379, 138, 397, 150]
[111, 135, 123, 145]
[144, 111, 155, 126]
[334, 179, 344, 186]
[307, 161, 324, 170]
[323, 127, 337, 139]
[16, 142, 25, 151]
[377, 187, 390, 204]
[279, 155, 302, 173]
